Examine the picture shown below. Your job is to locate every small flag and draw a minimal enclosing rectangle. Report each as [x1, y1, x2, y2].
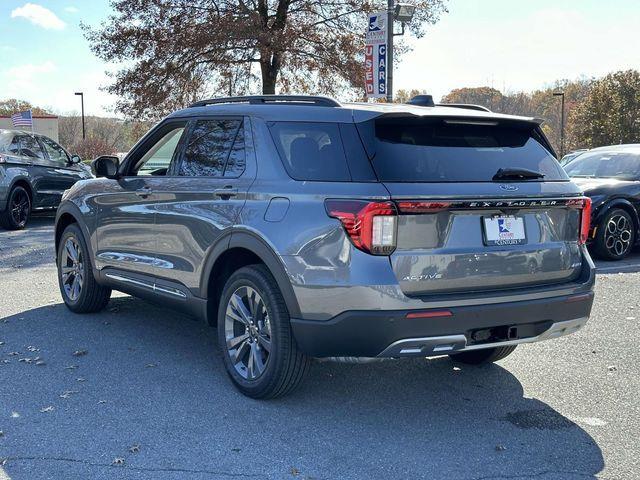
[11, 110, 33, 128]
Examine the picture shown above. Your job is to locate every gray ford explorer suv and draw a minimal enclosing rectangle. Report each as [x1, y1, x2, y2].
[54, 95, 595, 398]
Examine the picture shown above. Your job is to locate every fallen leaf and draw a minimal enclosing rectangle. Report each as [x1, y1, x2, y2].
[72, 350, 88, 357]
[608, 365, 617, 372]
[77, 377, 86, 382]
[40, 406, 54, 413]
[98, 400, 106, 404]
[231, 448, 241, 453]
[129, 444, 141, 453]
[291, 467, 300, 476]
[145, 363, 157, 368]
[59, 390, 79, 399]
[7, 352, 20, 356]
[35, 360, 46, 366]
[112, 457, 125, 466]
[26, 346, 40, 352]
[18, 358, 32, 364]
[495, 445, 506, 452]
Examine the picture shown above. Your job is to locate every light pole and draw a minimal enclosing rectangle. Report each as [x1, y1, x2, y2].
[74, 92, 85, 140]
[385, 2, 416, 103]
[553, 91, 565, 157]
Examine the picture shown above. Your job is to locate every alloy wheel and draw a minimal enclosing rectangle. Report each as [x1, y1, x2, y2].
[10, 190, 30, 227]
[605, 214, 632, 257]
[60, 237, 84, 302]
[224, 286, 272, 380]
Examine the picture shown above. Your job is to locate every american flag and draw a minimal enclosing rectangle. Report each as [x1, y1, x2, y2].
[11, 110, 33, 128]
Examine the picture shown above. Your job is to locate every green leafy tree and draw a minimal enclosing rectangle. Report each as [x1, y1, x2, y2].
[568, 70, 640, 149]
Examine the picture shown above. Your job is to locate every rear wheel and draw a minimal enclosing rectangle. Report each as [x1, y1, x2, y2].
[57, 224, 111, 313]
[449, 345, 517, 365]
[0, 186, 31, 230]
[217, 265, 310, 399]
[593, 208, 635, 260]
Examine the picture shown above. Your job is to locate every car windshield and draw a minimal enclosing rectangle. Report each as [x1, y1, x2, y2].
[564, 150, 640, 180]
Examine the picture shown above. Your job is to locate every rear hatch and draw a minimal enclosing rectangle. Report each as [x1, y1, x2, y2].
[355, 114, 588, 297]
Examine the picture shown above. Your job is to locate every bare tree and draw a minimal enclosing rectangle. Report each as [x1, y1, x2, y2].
[84, 0, 447, 119]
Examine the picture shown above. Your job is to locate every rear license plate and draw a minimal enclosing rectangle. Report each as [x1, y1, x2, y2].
[482, 216, 526, 246]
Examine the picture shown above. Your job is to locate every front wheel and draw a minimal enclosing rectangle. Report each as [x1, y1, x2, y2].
[449, 345, 517, 365]
[217, 265, 310, 399]
[593, 208, 635, 260]
[0, 186, 31, 230]
[57, 224, 111, 313]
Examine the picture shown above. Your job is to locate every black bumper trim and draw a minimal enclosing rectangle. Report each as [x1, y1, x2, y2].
[290, 292, 594, 357]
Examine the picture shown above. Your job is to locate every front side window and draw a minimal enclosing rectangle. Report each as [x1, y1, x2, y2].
[18, 135, 45, 160]
[268, 122, 351, 181]
[179, 119, 244, 177]
[136, 127, 185, 176]
[40, 136, 70, 165]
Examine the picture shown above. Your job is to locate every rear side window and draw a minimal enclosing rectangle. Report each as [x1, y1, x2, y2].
[17, 135, 45, 160]
[356, 117, 567, 182]
[179, 119, 245, 177]
[268, 122, 351, 181]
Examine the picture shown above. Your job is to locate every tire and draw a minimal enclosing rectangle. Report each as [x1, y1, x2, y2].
[0, 186, 31, 230]
[449, 345, 517, 365]
[57, 223, 111, 313]
[217, 264, 310, 399]
[593, 208, 635, 260]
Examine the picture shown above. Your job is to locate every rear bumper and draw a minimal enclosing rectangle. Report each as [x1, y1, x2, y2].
[290, 291, 594, 358]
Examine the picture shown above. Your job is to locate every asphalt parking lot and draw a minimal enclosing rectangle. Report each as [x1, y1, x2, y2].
[0, 215, 639, 480]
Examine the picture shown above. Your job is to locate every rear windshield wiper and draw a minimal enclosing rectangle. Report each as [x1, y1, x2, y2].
[492, 168, 545, 181]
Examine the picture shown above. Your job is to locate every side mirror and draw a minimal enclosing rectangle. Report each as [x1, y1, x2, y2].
[69, 154, 82, 164]
[92, 155, 120, 179]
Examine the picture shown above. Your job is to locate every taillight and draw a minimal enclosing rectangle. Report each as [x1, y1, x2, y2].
[568, 197, 591, 245]
[325, 200, 397, 255]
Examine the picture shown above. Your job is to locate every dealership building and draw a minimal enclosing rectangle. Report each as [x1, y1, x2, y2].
[0, 114, 59, 141]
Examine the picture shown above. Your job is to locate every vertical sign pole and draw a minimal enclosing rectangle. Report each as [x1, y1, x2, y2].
[386, 0, 394, 103]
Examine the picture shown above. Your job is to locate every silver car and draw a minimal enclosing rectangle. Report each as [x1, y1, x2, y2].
[54, 95, 595, 398]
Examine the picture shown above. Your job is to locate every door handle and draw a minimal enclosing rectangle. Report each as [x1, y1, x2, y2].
[213, 186, 238, 199]
[135, 187, 152, 198]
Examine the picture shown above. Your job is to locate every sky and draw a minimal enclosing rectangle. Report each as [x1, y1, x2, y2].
[0, 0, 638, 117]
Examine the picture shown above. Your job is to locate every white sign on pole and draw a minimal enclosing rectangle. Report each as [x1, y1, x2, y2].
[364, 11, 387, 99]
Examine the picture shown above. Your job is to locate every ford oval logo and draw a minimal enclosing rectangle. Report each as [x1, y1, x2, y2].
[499, 184, 518, 191]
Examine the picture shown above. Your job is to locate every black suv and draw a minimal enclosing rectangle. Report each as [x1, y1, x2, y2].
[0, 129, 92, 229]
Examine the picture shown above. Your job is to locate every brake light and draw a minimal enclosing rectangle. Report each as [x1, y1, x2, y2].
[580, 197, 592, 245]
[568, 197, 591, 244]
[325, 200, 397, 255]
[396, 201, 451, 214]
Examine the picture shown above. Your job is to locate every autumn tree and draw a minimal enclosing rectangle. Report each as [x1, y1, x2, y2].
[394, 88, 429, 103]
[85, 0, 447, 119]
[568, 70, 640, 149]
[0, 99, 52, 116]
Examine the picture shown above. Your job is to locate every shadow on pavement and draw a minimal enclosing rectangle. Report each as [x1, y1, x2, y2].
[0, 214, 56, 271]
[0, 295, 604, 479]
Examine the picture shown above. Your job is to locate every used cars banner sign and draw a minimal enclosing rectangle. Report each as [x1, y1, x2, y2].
[365, 12, 387, 99]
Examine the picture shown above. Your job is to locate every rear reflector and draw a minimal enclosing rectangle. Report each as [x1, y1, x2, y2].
[406, 310, 453, 319]
[325, 200, 397, 255]
[396, 201, 451, 214]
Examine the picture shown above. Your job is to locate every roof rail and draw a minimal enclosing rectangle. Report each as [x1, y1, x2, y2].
[189, 95, 341, 108]
[436, 103, 491, 113]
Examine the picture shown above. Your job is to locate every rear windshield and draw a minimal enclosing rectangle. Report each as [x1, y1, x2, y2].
[356, 117, 567, 182]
